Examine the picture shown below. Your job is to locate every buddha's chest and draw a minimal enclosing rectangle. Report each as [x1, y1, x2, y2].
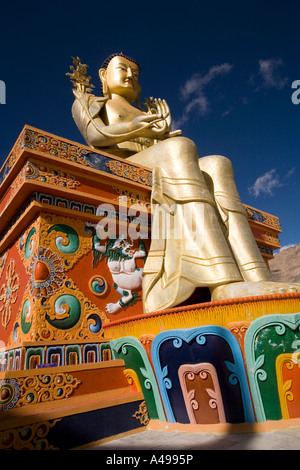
[105, 100, 144, 124]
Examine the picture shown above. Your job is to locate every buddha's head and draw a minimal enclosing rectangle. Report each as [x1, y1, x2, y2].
[99, 53, 141, 106]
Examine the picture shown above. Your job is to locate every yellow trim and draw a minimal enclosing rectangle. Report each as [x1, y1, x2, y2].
[103, 297, 300, 340]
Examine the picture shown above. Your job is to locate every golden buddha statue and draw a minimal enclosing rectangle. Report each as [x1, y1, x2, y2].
[68, 53, 300, 313]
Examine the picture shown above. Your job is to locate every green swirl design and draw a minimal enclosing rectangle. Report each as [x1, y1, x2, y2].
[21, 299, 32, 334]
[25, 228, 36, 259]
[46, 294, 81, 330]
[48, 224, 79, 254]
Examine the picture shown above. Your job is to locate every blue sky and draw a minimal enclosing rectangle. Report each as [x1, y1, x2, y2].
[0, 0, 299, 251]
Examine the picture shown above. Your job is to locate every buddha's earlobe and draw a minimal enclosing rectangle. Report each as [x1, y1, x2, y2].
[99, 68, 110, 97]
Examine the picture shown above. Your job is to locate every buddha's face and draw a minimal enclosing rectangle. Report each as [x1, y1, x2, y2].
[99, 56, 140, 103]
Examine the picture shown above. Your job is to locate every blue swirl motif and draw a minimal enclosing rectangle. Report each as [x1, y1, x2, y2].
[173, 338, 182, 349]
[196, 334, 207, 345]
[87, 314, 102, 334]
[162, 365, 172, 390]
[90, 276, 107, 296]
[172, 334, 206, 349]
[225, 360, 240, 385]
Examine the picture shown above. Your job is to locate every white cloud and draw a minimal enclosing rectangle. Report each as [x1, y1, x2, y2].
[180, 63, 234, 100]
[248, 167, 295, 198]
[252, 58, 288, 90]
[248, 168, 282, 197]
[173, 58, 288, 129]
[174, 63, 233, 128]
[221, 107, 233, 118]
[284, 167, 296, 179]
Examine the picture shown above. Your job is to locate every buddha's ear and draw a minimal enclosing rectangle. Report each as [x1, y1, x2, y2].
[99, 68, 109, 97]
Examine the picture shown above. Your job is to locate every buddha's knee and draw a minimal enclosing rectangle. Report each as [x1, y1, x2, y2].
[199, 154, 234, 178]
[168, 136, 198, 158]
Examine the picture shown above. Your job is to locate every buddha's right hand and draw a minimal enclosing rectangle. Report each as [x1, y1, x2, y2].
[142, 98, 181, 138]
[131, 113, 169, 137]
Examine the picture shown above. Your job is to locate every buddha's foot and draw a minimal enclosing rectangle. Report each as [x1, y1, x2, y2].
[211, 281, 300, 302]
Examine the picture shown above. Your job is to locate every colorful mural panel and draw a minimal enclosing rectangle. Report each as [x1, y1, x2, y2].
[151, 326, 255, 424]
[244, 313, 300, 422]
[108, 336, 165, 421]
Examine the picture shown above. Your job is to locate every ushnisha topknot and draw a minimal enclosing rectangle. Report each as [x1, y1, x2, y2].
[101, 52, 140, 73]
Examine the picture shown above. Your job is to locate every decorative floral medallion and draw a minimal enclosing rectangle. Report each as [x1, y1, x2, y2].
[29, 246, 65, 298]
[0, 259, 19, 329]
[0, 378, 20, 411]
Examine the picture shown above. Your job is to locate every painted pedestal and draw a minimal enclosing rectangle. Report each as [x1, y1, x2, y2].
[0, 126, 298, 448]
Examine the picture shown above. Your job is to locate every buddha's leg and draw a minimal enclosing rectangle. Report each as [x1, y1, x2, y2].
[128, 138, 243, 311]
[199, 155, 300, 299]
[199, 154, 272, 281]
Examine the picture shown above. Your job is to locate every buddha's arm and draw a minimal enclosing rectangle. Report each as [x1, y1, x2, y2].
[86, 113, 165, 148]
[72, 91, 180, 148]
